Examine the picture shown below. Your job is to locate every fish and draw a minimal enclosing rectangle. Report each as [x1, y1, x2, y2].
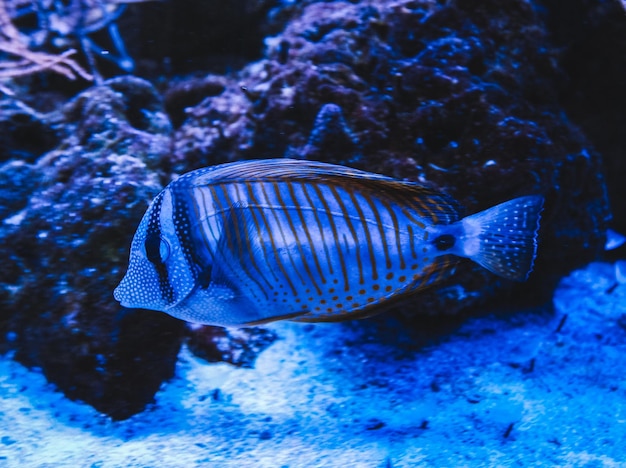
[114, 158, 544, 327]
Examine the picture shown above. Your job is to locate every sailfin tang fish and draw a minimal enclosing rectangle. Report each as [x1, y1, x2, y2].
[114, 159, 543, 327]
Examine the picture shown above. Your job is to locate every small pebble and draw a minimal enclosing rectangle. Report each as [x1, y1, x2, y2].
[365, 419, 385, 430]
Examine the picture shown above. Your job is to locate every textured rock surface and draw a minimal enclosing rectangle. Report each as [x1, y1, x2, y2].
[0, 77, 282, 419]
[0, 0, 620, 419]
[0, 77, 184, 419]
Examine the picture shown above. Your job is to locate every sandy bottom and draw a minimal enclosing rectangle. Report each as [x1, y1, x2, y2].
[1, 261, 625, 467]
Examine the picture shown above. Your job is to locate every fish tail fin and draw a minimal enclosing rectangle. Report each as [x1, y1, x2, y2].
[459, 195, 544, 281]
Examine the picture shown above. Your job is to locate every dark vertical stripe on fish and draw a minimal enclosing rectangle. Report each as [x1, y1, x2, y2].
[407, 224, 417, 260]
[191, 188, 216, 262]
[259, 182, 300, 295]
[346, 189, 377, 283]
[386, 202, 406, 270]
[311, 183, 349, 291]
[201, 188, 221, 249]
[171, 187, 201, 282]
[272, 181, 319, 292]
[208, 185, 230, 248]
[361, 193, 389, 272]
[147, 193, 175, 304]
[220, 183, 244, 256]
[289, 182, 326, 291]
[328, 185, 363, 288]
[301, 182, 333, 277]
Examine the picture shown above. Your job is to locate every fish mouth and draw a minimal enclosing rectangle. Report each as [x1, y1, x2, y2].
[113, 280, 133, 308]
[113, 285, 126, 306]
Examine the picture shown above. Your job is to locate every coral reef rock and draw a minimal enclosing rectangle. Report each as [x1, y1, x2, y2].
[187, 326, 278, 368]
[0, 0, 620, 419]
[0, 76, 281, 419]
[0, 77, 181, 420]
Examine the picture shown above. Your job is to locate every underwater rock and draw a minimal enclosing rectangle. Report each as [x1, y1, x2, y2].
[0, 77, 183, 419]
[0, 76, 283, 419]
[187, 326, 278, 368]
[537, 0, 626, 235]
[0, 0, 618, 419]
[299, 103, 362, 163]
[173, 0, 610, 315]
[0, 160, 40, 222]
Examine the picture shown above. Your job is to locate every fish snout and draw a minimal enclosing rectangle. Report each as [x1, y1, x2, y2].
[113, 276, 132, 307]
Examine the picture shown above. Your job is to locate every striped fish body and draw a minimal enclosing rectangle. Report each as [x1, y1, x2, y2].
[114, 159, 543, 327]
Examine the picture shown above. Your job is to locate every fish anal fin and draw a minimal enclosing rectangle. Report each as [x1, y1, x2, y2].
[243, 311, 309, 326]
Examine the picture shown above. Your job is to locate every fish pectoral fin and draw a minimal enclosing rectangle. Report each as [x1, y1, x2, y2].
[211, 202, 267, 287]
[212, 202, 262, 281]
[210, 202, 281, 322]
[458, 195, 544, 281]
[174, 283, 266, 327]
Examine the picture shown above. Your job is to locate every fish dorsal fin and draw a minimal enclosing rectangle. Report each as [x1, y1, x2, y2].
[188, 158, 390, 184]
[189, 159, 462, 224]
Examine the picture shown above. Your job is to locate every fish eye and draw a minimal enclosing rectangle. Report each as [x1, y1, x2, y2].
[434, 234, 456, 251]
[144, 231, 170, 264]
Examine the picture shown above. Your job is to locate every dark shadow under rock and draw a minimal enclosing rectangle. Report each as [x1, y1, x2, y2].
[0, 99, 59, 164]
[537, 0, 626, 234]
[187, 326, 278, 369]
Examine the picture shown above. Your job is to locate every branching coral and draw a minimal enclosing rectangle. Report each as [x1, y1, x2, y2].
[0, 0, 92, 92]
[0, 0, 153, 92]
